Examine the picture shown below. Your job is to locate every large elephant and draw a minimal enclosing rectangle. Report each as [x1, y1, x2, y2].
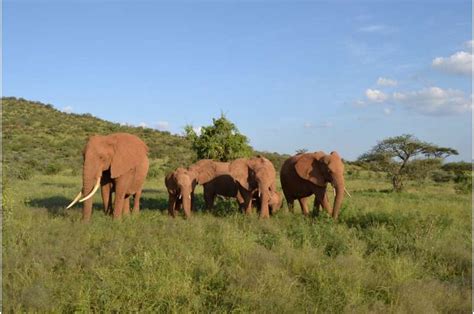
[66, 133, 149, 221]
[164, 160, 230, 217]
[229, 156, 277, 218]
[280, 151, 346, 219]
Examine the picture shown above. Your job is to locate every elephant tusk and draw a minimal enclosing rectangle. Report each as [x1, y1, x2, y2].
[66, 191, 82, 209]
[178, 194, 182, 200]
[344, 188, 352, 198]
[79, 177, 101, 203]
[332, 187, 336, 196]
[188, 194, 191, 199]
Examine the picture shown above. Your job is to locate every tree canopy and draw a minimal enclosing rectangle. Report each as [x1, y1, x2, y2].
[184, 114, 253, 162]
[358, 134, 458, 191]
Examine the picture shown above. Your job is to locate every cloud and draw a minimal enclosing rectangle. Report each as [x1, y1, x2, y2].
[432, 50, 473, 75]
[392, 87, 472, 115]
[365, 89, 388, 103]
[377, 77, 397, 87]
[193, 126, 202, 136]
[62, 106, 73, 113]
[464, 40, 474, 50]
[304, 121, 332, 129]
[358, 24, 386, 33]
[155, 121, 169, 131]
[383, 108, 392, 115]
[138, 122, 148, 128]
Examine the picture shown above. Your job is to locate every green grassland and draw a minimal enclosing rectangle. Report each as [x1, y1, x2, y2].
[3, 97, 472, 312]
[3, 171, 471, 312]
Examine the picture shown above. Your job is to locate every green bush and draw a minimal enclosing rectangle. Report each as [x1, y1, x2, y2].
[431, 170, 454, 183]
[454, 171, 472, 194]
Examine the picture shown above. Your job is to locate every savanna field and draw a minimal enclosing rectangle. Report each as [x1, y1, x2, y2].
[3, 98, 472, 312]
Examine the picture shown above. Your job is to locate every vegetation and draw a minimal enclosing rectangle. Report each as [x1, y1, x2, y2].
[185, 114, 253, 162]
[3, 171, 471, 312]
[3, 98, 472, 312]
[358, 134, 458, 192]
[3, 97, 196, 179]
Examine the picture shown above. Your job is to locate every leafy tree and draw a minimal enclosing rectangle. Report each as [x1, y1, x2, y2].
[358, 134, 458, 192]
[296, 148, 308, 154]
[185, 114, 253, 162]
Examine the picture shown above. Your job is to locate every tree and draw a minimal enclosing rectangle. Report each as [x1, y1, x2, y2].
[184, 114, 253, 162]
[296, 148, 308, 154]
[358, 134, 458, 192]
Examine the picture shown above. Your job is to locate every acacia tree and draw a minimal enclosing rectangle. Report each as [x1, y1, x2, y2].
[358, 134, 458, 192]
[184, 114, 253, 162]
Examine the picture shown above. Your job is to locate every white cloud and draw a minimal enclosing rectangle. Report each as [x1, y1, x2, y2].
[392, 87, 472, 115]
[358, 24, 386, 33]
[377, 77, 397, 87]
[304, 121, 332, 128]
[138, 122, 148, 128]
[383, 108, 392, 115]
[365, 89, 388, 103]
[62, 106, 73, 113]
[155, 121, 169, 131]
[193, 126, 202, 136]
[432, 51, 473, 75]
[464, 40, 474, 50]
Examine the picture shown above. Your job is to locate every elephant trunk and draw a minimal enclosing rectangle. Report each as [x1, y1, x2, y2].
[181, 191, 192, 218]
[332, 178, 345, 220]
[82, 163, 100, 221]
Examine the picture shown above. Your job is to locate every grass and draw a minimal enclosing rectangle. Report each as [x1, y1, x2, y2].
[3, 173, 472, 312]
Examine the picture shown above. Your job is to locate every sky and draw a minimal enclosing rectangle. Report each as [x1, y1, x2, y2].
[4, 0, 472, 161]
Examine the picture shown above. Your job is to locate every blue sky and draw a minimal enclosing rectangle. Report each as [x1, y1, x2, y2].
[4, 1, 472, 161]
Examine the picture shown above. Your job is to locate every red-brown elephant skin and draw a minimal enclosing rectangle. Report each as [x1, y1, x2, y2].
[280, 151, 346, 220]
[229, 156, 278, 219]
[66, 133, 149, 221]
[165, 160, 231, 218]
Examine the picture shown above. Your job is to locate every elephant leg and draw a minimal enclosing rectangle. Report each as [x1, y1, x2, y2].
[204, 188, 215, 210]
[259, 192, 270, 219]
[101, 183, 111, 214]
[318, 187, 332, 215]
[298, 196, 310, 216]
[168, 193, 177, 217]
[236, 190, 246, 212]
[132, 190, 142, 214]
[191, 191, 196, 212]
[240, 190, 253, 215]
[122, 194, 131, 216]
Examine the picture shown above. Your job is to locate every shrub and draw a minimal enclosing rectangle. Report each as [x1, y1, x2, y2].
[431, 170, 454, 183]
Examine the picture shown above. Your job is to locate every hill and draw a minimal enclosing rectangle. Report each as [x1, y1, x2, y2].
[3, 97, 288, 179]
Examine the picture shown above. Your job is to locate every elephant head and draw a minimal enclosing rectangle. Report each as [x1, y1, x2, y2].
[165, 167, 197, 218]
[67, 133, 148, 220]
[229, 156, 277, 218]
[294, 151, 346, 219]
[269, 190, 283, 213]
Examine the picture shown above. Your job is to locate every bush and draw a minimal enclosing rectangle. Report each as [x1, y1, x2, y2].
[431, 170, 454, 183]
[453, 172, 472, 194]
[45, 163, 62, 175]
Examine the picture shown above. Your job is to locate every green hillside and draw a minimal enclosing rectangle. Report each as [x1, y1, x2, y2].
[2, 97, 195, 179]
[3, 97, 289, 180]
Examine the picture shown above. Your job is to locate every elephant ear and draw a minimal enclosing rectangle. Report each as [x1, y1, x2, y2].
[230, 158, 251, 190]
[165, 172, 177, 193]
[110, 134, 148, 179]
[295, 153, 325, 186]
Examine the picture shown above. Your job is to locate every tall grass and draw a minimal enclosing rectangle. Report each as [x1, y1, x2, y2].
[3, 174, 471, 312]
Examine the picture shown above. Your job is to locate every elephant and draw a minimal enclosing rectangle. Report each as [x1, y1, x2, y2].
[202, 174, 244, 210]
[165, 167, 197, 218]
[164, 160, 230, 217]
[280, 151, 347, 220]
[66, 133, 149, 221]
[252, 189, 283, 215]
[229, 155, 277, 218]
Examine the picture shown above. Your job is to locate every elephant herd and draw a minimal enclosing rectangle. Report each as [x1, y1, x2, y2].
[66, 133, 349, 221]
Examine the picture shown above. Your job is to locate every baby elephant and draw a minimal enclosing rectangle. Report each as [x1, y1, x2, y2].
[203, 174, 245, 211]
[252, 190, 283, 215]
